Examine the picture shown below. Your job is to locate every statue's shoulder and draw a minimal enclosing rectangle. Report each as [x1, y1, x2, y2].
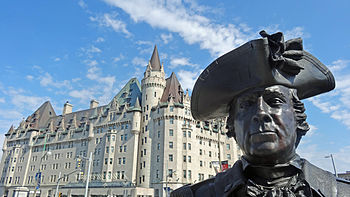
[336, 178, 350, 196]
[170, 178, 215, 197]
[302, 158, 350, 196]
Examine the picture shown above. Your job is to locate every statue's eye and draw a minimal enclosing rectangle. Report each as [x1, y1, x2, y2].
[239, 99, 255, 109]
[266, 97, 284, 106]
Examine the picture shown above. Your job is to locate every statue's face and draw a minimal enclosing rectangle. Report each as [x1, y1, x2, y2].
[232, 85, 297, 165]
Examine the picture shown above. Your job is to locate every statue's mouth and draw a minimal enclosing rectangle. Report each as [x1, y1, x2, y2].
[250, 131, 278, 143]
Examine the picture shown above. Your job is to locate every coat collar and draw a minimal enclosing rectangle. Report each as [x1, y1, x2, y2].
[214, 156, 336, 197]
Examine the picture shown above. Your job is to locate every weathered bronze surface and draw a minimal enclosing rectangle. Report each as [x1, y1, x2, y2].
[171, 31, 350, 197]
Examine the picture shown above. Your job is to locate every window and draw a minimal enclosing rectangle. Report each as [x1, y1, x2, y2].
[158, 131, 161, 138]
[121, 135, 123, 141]
[183, 143, 186, 150]
[154, 92, 157, 97]
[106, 147, 109, 153]
[124, 145, 127, 152]
[145, 137, 147, 143]
[188, 143, 191, 150]
[157, 143, 160, 150]
[157, 155, 160, 162]
[226, 144, 230, 150]
[188, 131, 191, 138]
[183, 131, 186, 137]
[169, 142, 173, 149]
[183, 155, 186, 162]
[110, 158, 113, 164]
[170, 106, 174, 112]
[144, 149, 147, 155]
[227, 154, 231, 160]
[108, 171, 111, 179]
[112, 135, 115, 141]
[170, 118, 174, 124]
[169, 154, 173, 162]
[120, 146, 122, 152]
[105, 158, 108, 165]
[200, 161, 203, 167]
[188, 156, 191, 163]
[169, 129, 174, 136]
[209, 151, 212, 157]
[183, 170, 187, 178]
[168, 169, 173, 178]
[199, 149, 202, 155]
[122, 157, 126, 164]
[188, 170, 192, 179]
[111, 146, 114, 153]
[124, 134, 128, 140]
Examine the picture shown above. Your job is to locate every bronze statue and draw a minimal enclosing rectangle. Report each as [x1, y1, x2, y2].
[171, 31, 350, 196]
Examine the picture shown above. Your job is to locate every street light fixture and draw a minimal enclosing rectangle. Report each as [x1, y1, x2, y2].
[33, 151, 52, 197]
[325, 154, 338, 177]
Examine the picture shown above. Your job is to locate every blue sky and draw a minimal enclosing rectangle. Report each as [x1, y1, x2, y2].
[1, 0, 350, 173]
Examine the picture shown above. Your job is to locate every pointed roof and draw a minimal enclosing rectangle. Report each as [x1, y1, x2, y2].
[150, 45, 161, 71]
[26, 101, 56, 129]
[160, 72, 184, 103]
[7, 125, 14, 134]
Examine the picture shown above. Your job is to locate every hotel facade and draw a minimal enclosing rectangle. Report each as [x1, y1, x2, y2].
[0, 46, 241, 197]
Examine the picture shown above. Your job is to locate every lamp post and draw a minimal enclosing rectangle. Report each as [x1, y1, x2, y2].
[325, 154, 338, 177]
[165, 170, 176, 197]
[33, 150, 52, 197]
[54, 169, 81, 197]
[77, 152, 93, 197]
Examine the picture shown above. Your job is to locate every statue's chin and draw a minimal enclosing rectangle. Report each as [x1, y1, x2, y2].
[245, 144, 296, 165]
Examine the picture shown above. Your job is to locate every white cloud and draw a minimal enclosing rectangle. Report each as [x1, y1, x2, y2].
[132, 57, 147, 67]
[85, 59, 98, 67]
[90, 13, 131, 37]
[39, 72, 72, 89]
[284, 27, 308, 40]
[0, 109, 23, 119]
[54, 57, 61, 62]
[26, 75, 34, 80]
[69, 89, 94, 102]
[96, 37, 105, 43]
[160, 33, 173, 44]
[78, 0, 87, 9]
[328, 59, 350, 73]
[177, 69, 201, 91]
[89, 46, 102, 53]
[169, 57, 198, 69]
[6, 89, 50, 111]
[307, 59, 350, 129]
[103, 0, 252, 56]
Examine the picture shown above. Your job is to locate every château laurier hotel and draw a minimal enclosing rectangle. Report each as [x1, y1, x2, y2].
[0, 46, 241, 197]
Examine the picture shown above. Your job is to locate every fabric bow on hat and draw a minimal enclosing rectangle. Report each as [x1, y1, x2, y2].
[260, 30, 304, 76]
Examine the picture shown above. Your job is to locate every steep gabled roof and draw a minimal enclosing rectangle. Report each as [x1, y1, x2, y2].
[160, 72, 184, 103]
[150, 45, 161, 71]
[109, 78, 142, 109]
[25, 101, 56, 129]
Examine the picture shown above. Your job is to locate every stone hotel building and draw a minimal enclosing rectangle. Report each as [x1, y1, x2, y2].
[0, 46, 241, 197]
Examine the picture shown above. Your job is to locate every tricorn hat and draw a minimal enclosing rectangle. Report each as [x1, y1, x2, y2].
[191, 31, 335, 121]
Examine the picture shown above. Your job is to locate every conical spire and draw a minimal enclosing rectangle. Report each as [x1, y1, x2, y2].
[134, 97, 141, 109]
[160, 72, 184, 103]
[150, 45, 161, 71]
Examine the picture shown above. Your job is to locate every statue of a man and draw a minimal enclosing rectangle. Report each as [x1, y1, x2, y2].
[171, 31, 350, 197]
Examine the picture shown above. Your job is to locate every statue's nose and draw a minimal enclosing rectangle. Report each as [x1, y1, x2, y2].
[252, 97, 272, 123]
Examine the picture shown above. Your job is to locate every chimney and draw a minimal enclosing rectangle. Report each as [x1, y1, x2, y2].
[63, 101, 73, 115]
[90, 99, 99, 109]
